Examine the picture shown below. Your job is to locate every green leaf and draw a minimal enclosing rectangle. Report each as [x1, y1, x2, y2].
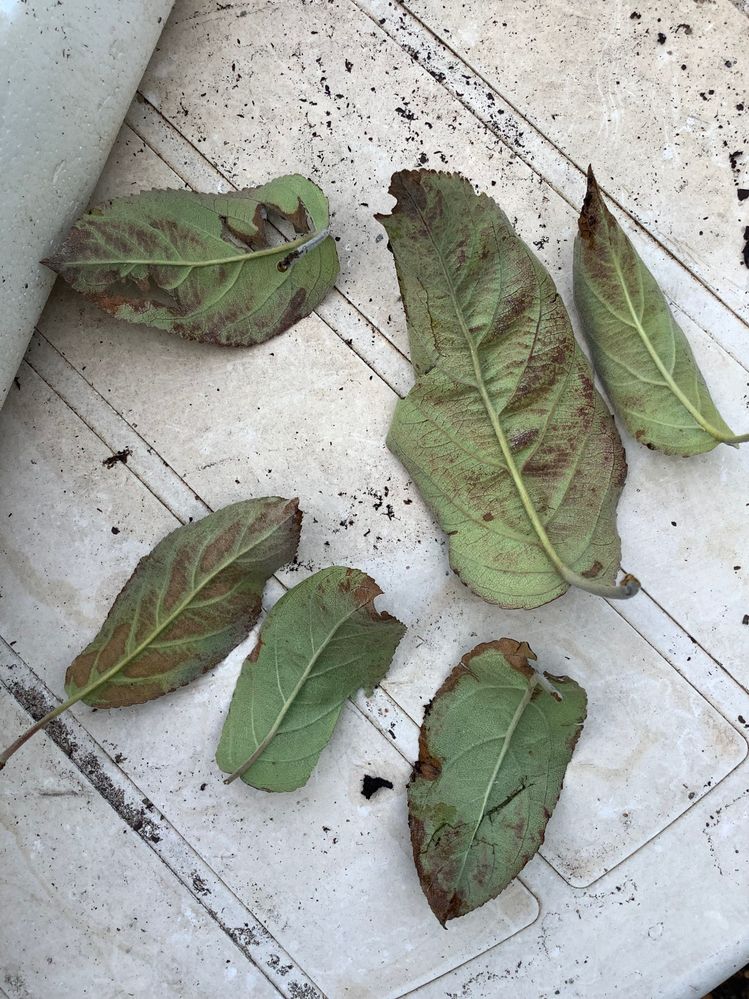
[0, 498, 301, 771]
[216, 566, 406, 791]
[44, 175, 339, 346]
[574, 167, 749, 455]
[376, 170, 638, 609]
[408, 638, 586, 924]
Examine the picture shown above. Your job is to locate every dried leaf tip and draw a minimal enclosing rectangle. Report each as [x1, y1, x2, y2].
[578, 165, 605, 241]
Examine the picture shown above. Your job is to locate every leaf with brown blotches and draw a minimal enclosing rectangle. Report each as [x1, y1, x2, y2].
[216, 566, 406, 791]
[0, 498, 301, 771]
[574, 167, 749, 455]
[377, 169, 638, 608]
[44, 175, 338, 346]
[409, 639, 586, 924]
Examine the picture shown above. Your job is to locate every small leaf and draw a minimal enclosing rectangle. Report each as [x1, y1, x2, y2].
[65, 497, 302, 707]
[216, 566, 406, 791]
[44, 175, 339, 346]
[376, 170, 638, 609]
[409, 639, 586, 924]
[574, 167, 749, 455]
[0, 498, 302, 771]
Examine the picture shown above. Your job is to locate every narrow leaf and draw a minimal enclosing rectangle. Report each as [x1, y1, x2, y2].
[44, 175, 339, 346]
[377, 170, 638, 609]
[409, 638, 586, 924]
[0, 497, 301, 770]
[216, 566, 406, 792]
[574, 167, 749, 455]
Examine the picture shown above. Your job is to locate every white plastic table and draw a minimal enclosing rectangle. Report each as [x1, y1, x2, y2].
[1, 1, 748, 997]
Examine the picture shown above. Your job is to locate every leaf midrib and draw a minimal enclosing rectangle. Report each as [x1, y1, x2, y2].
[71, 509, 295, 701]
[224, 597, 371, 783]
[62, 229, 324, 269]
[448, 674, 539, 901]
[404, 190, 571, 585]
[609, 254, 735, 443]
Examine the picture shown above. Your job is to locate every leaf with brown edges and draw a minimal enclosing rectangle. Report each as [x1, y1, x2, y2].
[44, 175, 338, 346]
[409, 638, 586, 923]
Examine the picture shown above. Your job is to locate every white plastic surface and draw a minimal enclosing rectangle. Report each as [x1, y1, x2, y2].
[0, 0, 173, 405]
[1, 1, 748, 997]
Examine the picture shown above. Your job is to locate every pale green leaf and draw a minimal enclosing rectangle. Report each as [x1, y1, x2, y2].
[216, 566, 406, 791]
[409, 638, 586, 924]
[377, 170, 638, 609]
[44, 175, 339, 346]
[574, 167, 748, 455]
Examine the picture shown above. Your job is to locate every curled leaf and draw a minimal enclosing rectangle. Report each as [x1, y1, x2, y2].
[0, 497, 301, 770]
[377, 170, 638, 609]
[574, 167, 749, 455]
[44, 175, 339, 346]
[409, 639, 586, 924]
[216, 566, 406, 791]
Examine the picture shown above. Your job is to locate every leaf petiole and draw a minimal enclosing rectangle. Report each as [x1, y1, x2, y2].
[0, 690, 84, 771]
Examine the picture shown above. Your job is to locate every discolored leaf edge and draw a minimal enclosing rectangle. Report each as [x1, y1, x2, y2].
[576, 167, 749, 453]
[409, 638, 585, 924]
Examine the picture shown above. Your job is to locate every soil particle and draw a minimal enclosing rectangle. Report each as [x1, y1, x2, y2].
[191, 872, 211, 895]
[361, 774, 394, 799]
[102, 448, 132, 469]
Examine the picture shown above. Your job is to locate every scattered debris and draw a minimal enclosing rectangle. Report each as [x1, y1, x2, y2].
[102, 448, 132, 469]
[361, 774, 394, 799]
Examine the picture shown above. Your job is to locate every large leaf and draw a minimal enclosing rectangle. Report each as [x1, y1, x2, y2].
[0, 497, 302, 771]
[44, 175, 339, 346]
[377, 170, 638, 609]
[409, 638, 586, 924]
[574, 168, 748, 455]
[216, 566, 406, 791]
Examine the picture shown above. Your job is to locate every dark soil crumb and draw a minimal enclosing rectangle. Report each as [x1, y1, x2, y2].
[191, 872, 211, 896]
[102, 448, 132, 469]
[361, 774, 394, 799]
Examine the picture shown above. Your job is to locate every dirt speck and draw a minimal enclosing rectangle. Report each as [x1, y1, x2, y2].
[361, 774, 394, 799]
[102, 448, 132, 469]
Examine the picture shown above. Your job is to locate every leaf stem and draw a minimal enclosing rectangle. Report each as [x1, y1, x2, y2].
[62, 228, 329, 269]
[0, 689, 84, 771]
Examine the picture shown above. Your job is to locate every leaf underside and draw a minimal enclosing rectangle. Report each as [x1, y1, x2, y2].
[574, 167, 741, 456]
[377, 170, 631, 609]
[45, 174, 339, 346]
[216, 566, 406, 792]
[409, 638, 587, 924]
[65, 497, 302, 708]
